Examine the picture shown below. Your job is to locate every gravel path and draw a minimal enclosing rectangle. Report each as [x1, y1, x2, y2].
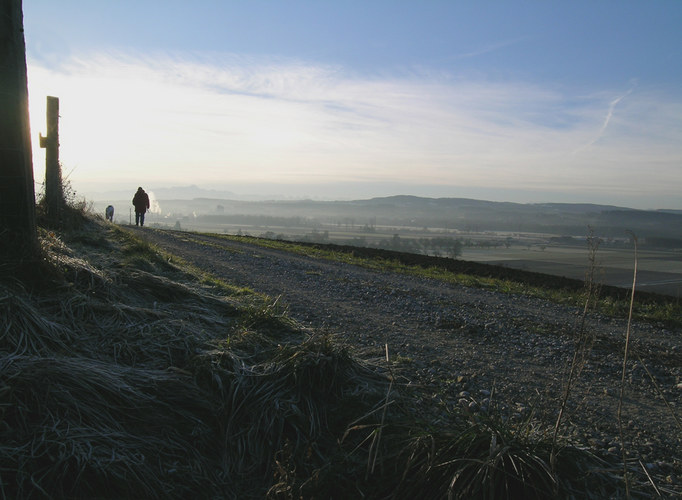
[132, 227, 681, 488]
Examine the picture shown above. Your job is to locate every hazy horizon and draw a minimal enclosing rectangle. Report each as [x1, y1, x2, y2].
[77, 182, 679, 212]
[23, 1, 682, 211]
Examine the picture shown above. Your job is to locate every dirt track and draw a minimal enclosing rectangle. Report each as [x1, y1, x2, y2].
[131, 227, 681, 488]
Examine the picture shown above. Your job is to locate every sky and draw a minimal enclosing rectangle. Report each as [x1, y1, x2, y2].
[22, 0, 682, 209]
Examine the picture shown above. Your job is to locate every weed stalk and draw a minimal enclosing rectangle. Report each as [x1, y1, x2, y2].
[551, 228, 600, 469]
[618, 231, 638, 498]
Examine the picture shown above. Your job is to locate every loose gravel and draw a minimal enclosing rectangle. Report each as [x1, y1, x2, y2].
[133, 227, 681, 491]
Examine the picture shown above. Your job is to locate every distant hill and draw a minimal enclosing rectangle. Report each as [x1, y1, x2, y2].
[294, 196, 679, 239]
[93, 191, 682, 242]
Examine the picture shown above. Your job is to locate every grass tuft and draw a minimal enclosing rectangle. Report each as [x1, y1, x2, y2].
[0, 217, 666, 498]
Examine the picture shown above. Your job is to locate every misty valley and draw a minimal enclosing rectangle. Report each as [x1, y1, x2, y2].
[93, 195, 682, 297]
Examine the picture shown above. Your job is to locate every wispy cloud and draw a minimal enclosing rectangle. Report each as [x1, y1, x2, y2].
[26, 51, 682, 206]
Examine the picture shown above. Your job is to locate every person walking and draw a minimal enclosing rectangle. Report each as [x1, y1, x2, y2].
[132, 187, 150, 226]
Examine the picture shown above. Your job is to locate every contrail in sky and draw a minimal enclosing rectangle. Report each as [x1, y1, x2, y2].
[598, 87, 634, 136]
[578, 84, 636, 152]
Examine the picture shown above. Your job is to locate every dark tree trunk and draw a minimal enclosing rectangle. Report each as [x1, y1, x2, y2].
[0, 0, 37, 258]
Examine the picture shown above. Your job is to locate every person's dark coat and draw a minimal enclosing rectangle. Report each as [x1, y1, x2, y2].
[132, 187, 150, 214]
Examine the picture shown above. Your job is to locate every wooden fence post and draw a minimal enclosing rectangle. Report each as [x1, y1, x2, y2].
[40, 95, 63, 223]
[0, 0, 38, 257]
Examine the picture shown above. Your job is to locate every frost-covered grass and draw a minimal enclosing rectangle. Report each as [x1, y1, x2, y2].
[0, 218, 652, 498]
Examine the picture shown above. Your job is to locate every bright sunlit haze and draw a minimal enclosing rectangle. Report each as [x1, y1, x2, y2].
[23, 1, 682, 209]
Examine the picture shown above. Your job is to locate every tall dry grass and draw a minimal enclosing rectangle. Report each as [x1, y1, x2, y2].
[0, 217, 650, 498]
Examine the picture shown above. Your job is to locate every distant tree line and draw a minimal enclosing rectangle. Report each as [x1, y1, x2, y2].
[287, 232, 464, 259]
[200, 214, 316, 227]
[377, 235, 463, 258]
[642, 237, 682, 250]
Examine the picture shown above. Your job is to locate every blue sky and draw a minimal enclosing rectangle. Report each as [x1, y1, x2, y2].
[22, 1, 682, 208]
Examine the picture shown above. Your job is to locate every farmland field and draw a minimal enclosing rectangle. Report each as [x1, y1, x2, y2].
[461, 245, 682, 297]
[167, 216, 682, 297]
[96, 197, 682, 297]
[157, 218, 682, 297]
